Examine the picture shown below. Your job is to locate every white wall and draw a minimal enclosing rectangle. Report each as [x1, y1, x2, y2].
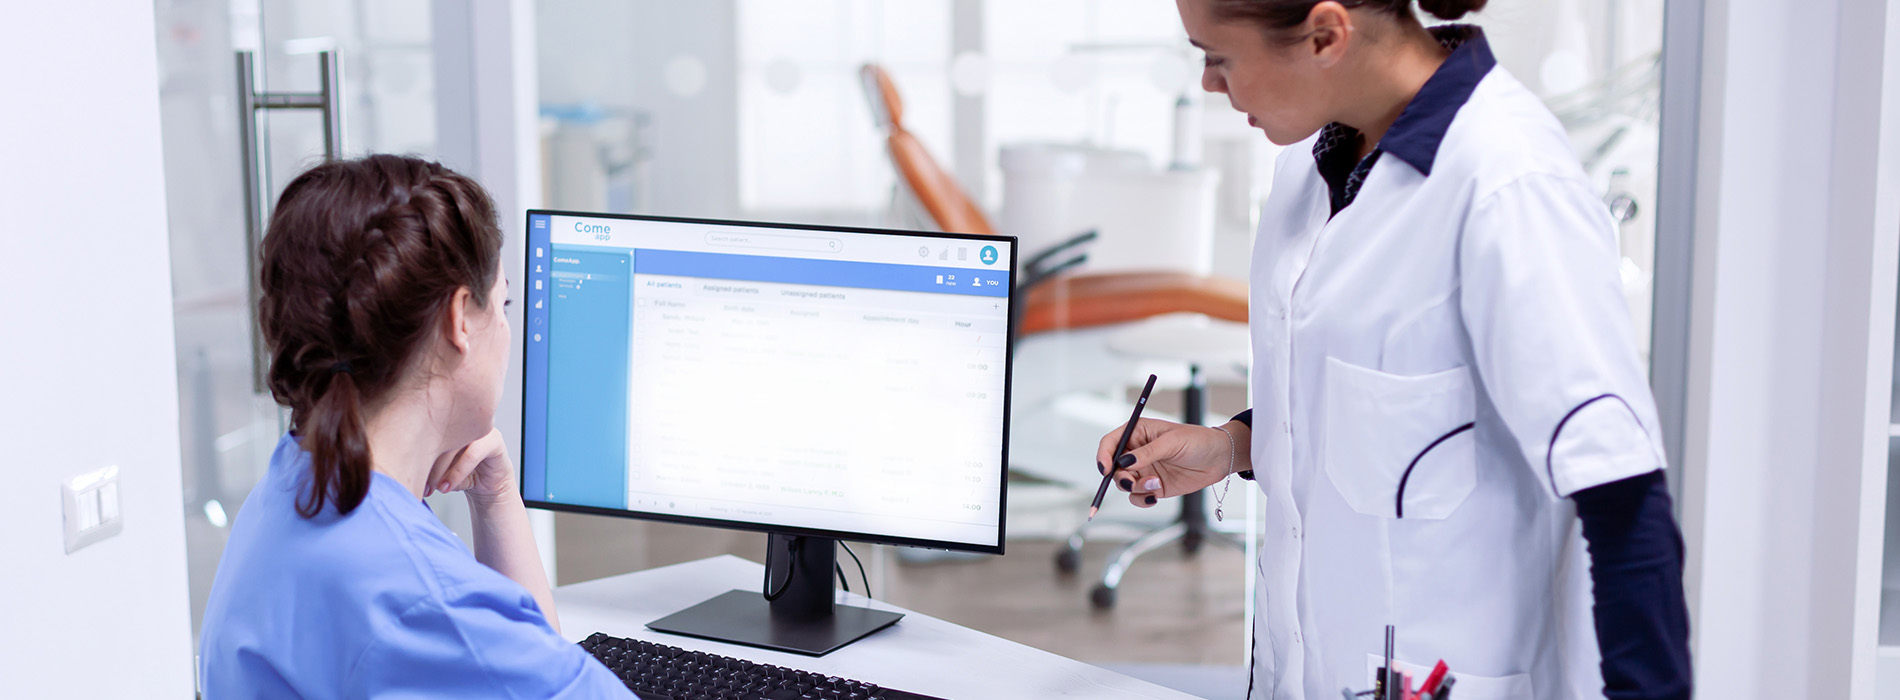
[1679, 0, 1900, 698]
[0, 1, 195, 696]
[536, 0, 741, 219]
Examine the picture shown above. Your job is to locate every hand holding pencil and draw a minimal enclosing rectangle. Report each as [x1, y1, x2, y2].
[1090, 379, 1250, 515]
[1089, 375, 1157, 520]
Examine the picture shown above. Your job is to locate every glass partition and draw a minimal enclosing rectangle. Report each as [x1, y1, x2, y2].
[533, 0, 1668, 680]
[154, 0, 439, 644]
[1475, 0, 1667, 367]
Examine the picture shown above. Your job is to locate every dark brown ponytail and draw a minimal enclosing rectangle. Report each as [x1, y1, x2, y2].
[302, 366, 370, 517]
[1211, 0, 1486, 31]
[257, 154, 503, 518]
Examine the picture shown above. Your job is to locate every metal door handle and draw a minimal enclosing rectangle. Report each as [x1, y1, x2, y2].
[237, 50, 344, 392]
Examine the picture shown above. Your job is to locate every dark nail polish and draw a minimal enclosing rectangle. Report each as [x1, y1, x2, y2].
[1144, 495, 1157, 505]
[1115, 453, 1136, 468]
[1097, 461, 1106, 475]
[1118, 478, 1133, 491]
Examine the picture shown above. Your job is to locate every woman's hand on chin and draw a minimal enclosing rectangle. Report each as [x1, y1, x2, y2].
[427, 428, 518, 506]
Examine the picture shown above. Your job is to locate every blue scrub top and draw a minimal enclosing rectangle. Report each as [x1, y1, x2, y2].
[199, 433, 630, 699]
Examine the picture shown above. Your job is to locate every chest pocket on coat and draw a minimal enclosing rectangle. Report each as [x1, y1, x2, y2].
[1323, 357, 1477, 520]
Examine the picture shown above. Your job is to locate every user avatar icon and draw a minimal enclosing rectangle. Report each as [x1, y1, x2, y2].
[979, 245, 998, 265]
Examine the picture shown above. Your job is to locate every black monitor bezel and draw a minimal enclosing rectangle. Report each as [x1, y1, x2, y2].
[519, 209, 1017, 555]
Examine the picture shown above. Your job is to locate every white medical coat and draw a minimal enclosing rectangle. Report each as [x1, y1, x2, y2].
[1244, 64, 1666, 700]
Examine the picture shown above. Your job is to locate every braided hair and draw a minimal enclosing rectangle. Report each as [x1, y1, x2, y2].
[257, 154, 503, 518]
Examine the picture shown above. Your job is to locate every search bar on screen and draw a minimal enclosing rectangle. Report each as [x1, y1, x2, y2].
[705, 231, 842, 254]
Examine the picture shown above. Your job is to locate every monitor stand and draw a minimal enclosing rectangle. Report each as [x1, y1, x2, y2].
[646, 533, 903, 656]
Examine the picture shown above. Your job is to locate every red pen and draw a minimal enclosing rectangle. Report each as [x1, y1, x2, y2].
[1419, 660, 1449, 696]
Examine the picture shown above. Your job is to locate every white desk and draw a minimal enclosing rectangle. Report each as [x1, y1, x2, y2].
[554, 555, 1201, 700]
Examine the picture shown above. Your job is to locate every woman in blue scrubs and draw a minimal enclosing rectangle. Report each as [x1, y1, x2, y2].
[198, 155, 629, 698]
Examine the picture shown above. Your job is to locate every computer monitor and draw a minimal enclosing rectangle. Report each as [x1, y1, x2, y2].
[520, 210, 1016, 655]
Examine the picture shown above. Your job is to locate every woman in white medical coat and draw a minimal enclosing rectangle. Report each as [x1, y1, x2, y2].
[1097, 1, 1692, 698]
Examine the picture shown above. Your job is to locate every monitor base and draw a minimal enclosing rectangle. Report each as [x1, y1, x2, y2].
[648, 589, 903, 657]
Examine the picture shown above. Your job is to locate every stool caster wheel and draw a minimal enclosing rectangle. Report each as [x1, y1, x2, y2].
[1090, 584, 1117, 609]
[1055, 547, 1080, 574]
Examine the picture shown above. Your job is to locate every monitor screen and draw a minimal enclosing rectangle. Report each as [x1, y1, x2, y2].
[520, 211, 1015, 553]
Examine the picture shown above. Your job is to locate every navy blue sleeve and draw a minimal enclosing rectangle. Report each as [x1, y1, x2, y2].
[1229, 410, 1254, 480]
[1570, 469, 1692, 700]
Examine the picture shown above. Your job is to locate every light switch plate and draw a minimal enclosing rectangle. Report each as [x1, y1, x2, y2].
[63, 465, 123, 553]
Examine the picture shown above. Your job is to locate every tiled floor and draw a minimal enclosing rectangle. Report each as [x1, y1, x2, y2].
[881, 538, 1248, 666]
[556, 514, 1250, 667]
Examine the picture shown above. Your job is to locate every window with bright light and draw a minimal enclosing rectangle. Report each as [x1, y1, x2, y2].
[736, 0, 953, 213]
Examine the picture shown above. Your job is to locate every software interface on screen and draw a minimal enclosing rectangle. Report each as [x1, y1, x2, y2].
[522, 213, 1013, 549]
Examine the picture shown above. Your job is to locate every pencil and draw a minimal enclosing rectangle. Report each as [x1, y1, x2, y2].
[1089, 374, 1158, 521]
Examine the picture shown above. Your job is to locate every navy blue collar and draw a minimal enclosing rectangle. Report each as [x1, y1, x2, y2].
[1375, 24, 1496, 176]
[1310, 26, 1493, 215]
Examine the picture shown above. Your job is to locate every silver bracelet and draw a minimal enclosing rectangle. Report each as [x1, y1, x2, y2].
[1211, 424, 1235, 521]
[1211, 424, 1236, 475]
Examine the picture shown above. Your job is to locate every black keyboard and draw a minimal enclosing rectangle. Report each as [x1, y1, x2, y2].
[580, 632, 949, 700]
